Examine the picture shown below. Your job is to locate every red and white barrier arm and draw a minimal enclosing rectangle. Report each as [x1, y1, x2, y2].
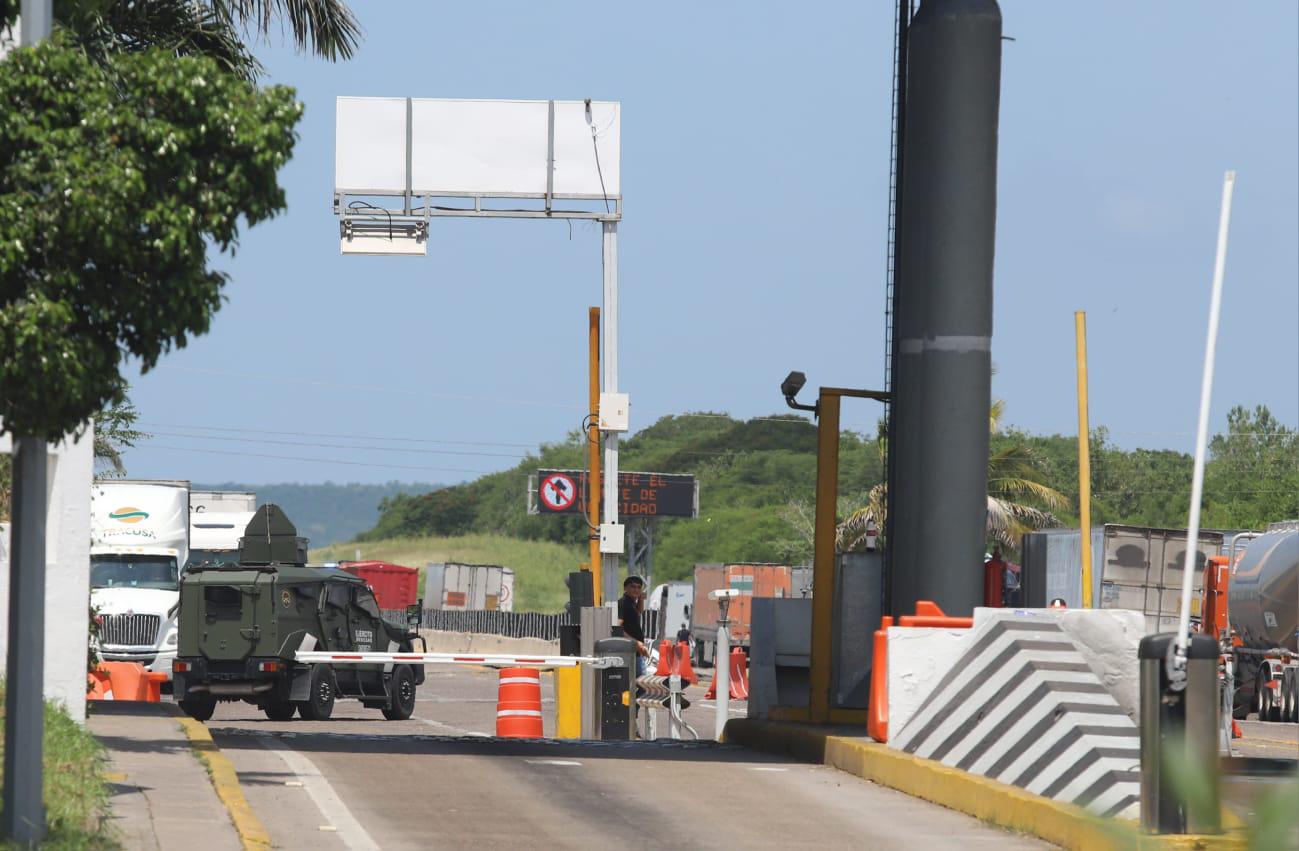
[295, 651, 622, 669]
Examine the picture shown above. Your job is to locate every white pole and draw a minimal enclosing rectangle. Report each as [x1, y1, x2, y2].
[19, 0, 53, 43]
[1171, 171, 1235, 688]
[715, 620, 730, 740]
[601, 221, 620, 604]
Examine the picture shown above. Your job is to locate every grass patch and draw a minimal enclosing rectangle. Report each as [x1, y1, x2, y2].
[311, 533, 584, 613]
[0, 684, 115, 849]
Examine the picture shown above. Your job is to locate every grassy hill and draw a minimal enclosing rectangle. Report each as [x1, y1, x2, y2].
[358, 412, 886, 583]
[310, 533, 583, 613]
[330, 404, 1297, 609]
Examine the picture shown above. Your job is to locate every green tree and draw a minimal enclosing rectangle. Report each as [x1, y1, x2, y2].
[0, 38, 302, 441]
[92, 395, 146, 477]
[1204, 405, 1299, 529]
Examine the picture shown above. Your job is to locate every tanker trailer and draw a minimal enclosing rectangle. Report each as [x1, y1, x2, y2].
[1228, 528, 1298, 721]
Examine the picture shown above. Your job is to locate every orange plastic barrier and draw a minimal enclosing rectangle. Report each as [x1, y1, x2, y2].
[495, 667, 544, 737]
[704, 648, 749, 700]
[654, 639, 700, 686]
[87, 669, 114, 701]
[674, 641, 699, 686]
[867, 601, 973, 743]
[88, 662, 165, 702]
[867, 615, 893, 742]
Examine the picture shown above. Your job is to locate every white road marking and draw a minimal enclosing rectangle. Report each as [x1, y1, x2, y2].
[419, 718, 489, 737]
[748, 766, 788, 772]
[524, 759, 582, 767]
[257, 737, 380, 850]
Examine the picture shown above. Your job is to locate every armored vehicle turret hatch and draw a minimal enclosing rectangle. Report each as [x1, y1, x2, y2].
[172, 504, 425, 722]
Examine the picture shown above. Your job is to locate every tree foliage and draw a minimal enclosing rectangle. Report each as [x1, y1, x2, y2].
[1, 0, 361, 75]
[0, 38, 301, 440]
[359, 405, 1298, 580]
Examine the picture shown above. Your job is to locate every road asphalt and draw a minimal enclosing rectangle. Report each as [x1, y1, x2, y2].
[203, 665, 1050, 850]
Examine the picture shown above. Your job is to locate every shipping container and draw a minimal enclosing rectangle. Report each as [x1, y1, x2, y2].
[340, 560, 419, 611]
[690, 562, 791, 665]
[426, 563, 515, 612]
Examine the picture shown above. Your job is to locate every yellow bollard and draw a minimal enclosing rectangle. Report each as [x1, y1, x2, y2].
[554, 666, 582, 739]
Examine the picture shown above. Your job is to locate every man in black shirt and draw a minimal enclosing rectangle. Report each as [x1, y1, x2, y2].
[617, 575, 650, 675]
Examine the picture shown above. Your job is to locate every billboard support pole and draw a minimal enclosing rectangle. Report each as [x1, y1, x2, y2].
[601, 221, 621, 605]
[588, 307, 603, 604]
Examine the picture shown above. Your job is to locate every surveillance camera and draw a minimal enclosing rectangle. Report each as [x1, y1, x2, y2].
[781, 371, 807, 399]
[708, 589, 740, 601]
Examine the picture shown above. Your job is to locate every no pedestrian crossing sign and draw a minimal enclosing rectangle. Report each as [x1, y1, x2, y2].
[531, 469, 697, 518]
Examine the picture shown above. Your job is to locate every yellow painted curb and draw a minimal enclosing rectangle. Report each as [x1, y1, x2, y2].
[724, 719, 1248, 851]
[176, 716, 272, 851]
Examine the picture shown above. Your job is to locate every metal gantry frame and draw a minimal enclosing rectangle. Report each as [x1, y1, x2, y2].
[334, 97, 626, 600]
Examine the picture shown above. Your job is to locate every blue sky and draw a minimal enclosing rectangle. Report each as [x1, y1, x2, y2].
[122, 1, 1298, 486]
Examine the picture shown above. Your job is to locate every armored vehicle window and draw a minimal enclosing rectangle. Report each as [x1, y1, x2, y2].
[355, 589, 382, 619]
[294, 582, 321, 601]
[325, 583, 350, 611]
[204, 585, 242, 621]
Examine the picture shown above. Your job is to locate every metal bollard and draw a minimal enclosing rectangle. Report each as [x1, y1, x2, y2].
[1139, 633, 1221, 834]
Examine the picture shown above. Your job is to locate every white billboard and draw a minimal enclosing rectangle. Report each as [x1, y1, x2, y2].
[336, 97, 620, 200]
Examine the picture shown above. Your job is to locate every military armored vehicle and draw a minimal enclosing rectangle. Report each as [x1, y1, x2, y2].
[173, 504, 426, 722]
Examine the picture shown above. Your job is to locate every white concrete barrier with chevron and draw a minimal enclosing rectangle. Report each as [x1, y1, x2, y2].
[890, 613, 1141, 819]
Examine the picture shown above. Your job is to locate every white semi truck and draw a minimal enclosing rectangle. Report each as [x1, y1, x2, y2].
[90, 479, 190, 680]
[188, 489, 256, 569]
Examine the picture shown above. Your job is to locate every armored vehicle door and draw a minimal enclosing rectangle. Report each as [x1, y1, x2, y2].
[200, 572, 274, 661]
[318, 581, 353, 650]
[349, 587, 385, 652]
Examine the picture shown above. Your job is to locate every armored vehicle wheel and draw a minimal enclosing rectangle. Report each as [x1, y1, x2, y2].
[264, 700, 296, 721]
[180, 695, 216, 722]
[382, 666, 417, 721]
[298, 664, 336, 721]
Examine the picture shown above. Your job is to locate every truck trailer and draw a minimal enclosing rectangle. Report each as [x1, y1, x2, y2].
[690, 563, 792, 666]
[189, 489, 257, 569]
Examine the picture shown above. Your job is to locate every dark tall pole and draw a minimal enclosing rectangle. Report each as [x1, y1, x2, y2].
[3, 440, 48, 844]
[3, 3, 53, 845]
[888, 0, 1002, 617]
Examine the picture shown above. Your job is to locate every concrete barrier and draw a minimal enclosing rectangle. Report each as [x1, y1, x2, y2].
[418, 629, 559, 657]
[887, 609, 1148, 819]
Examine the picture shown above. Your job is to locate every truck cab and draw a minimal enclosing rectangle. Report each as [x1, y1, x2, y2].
[90, 480, 190, 681]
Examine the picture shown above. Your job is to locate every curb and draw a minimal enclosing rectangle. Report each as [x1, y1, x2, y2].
[723, 719, 1248, 851]
[174, 712, 272, 851]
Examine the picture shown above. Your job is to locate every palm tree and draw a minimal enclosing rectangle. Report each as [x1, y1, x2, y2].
[7, 0, 361, 80]
[836, 402, 1065, 553]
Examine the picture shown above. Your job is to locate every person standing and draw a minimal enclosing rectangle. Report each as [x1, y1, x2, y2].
[617, 575, 650, 675]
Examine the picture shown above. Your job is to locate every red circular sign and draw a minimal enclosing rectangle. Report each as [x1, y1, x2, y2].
[539, 473, 577, 512]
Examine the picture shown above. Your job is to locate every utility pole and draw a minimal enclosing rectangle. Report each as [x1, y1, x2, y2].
[587, 307, 602, 604]
[3, 5, 53, 845]
[1074, 312, 1093, 608]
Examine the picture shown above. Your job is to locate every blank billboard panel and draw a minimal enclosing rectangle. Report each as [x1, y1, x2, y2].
[336, 97, 620, 200]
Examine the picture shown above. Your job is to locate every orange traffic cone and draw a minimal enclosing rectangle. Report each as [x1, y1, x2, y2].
[495, 668, 543, 738]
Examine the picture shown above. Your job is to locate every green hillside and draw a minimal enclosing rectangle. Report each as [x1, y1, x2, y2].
[350, 404, 1297, 602]
[310, 533, 581, 612]
[360, 412, 887, 583]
